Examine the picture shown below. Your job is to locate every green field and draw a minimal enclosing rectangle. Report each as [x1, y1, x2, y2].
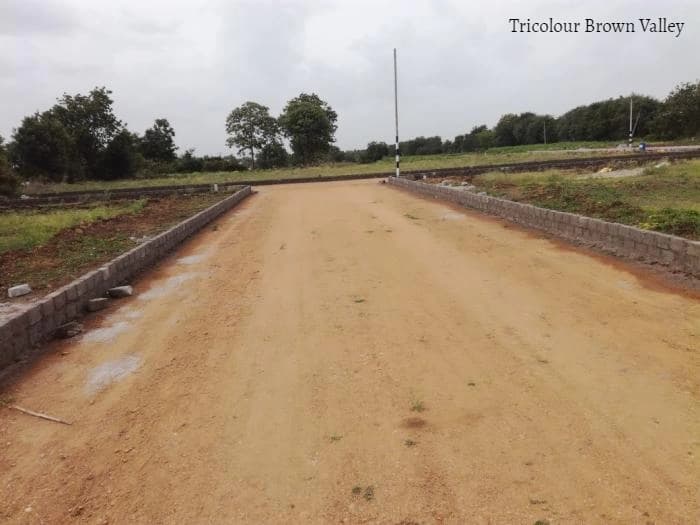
[470, 160, 700, 239]
[0, 200, 146, 254]
[22, 142, 633, 194]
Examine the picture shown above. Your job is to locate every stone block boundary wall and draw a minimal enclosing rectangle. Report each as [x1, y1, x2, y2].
[0, 186, 253, 370]
[388, 177, 700, 279]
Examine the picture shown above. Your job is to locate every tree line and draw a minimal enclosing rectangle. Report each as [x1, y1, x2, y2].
[345, 80, 700, 163]
[1, 80, 698, 196]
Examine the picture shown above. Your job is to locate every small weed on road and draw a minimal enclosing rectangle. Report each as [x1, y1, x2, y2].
[410, 399, 426, 412]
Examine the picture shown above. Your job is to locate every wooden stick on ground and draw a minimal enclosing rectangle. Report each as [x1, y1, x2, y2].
[10, 405, 72, 425]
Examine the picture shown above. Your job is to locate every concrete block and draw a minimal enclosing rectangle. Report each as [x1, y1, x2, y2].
[669, 237, 686, 253]
[687, 242, 700, 258]
[87, 297, 109, 312]
[54, 321, 83, 339]
[66, 285, 78, 301]
[8, 284, 31, 298]
[660, 249, 675, 265]
[66, 302, 78, 319]
[28, 307, 42, 326]
[108, 285, 133, 298]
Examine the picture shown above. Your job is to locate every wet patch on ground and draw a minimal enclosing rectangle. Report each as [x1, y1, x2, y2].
[85, 354, 141, 394]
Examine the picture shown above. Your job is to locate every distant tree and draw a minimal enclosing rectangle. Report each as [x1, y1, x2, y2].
[361, 141, 389, 163]
[225, 102, 279, 169]
[493, 114, 519, 147]
[279, 93, 338, 165]
[177, 148, 205, 172]
[0, 135, 19, 196]
[257, 141, 289, 169]
[97, 130, 139, 180]
[140, 118, 177, 161]
[51, 87, 123, 179]
[556, 95, 660, 142]
[652, 81, 700, 139]
[11, 111, 73, 181]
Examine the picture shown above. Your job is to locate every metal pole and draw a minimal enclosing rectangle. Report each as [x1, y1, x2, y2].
[394, 48, 400, 178]
[543, 120, 547, 145]
[629, 96, 633, 148]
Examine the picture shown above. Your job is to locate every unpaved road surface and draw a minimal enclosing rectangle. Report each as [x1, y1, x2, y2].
[1, 180, 699, 524]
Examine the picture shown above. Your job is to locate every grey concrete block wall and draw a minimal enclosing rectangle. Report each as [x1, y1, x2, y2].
[0, 186, 252, 370]
[388, 177, 700, 278]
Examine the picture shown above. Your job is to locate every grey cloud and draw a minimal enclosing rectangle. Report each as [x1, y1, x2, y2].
[1, 0, 698, 153]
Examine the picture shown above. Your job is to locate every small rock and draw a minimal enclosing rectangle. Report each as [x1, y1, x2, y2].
[75, 228, 84, 235]
[108, 286, 133, 298]
[55, 321, 83, 339]
[87, 297, 109, 312]
[7, 284, 31, 298]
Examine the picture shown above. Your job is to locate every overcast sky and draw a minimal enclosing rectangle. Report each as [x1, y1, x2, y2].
[1, 0, 698, 155]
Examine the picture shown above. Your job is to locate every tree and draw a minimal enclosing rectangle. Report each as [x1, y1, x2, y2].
[140, 118, 177, 161]
[97, 130, 139, 180]
[257, 141, 289, 169]
[177, 148, 204, 172]
[279, 93, 337, 165]
[51, 87, 123, 179]
[652, 81, 700, 139]
[11, 111, 73, 181]
[0, 135, 19, 196]
[225, 102, 279, 169]
[361, 141, 389, 163]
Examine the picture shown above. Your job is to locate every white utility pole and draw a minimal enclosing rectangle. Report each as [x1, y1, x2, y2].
[393, 48, 400, 178]
[629, 96, 634, 148]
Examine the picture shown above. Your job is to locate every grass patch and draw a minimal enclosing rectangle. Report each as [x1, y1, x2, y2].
[1, 194, 226, 293]
[404, 439, 417, 447]
[0, 200, 146, 254]
[472, 160, 700, 239]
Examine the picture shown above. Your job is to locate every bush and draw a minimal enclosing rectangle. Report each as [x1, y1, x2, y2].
[0, 165, 19, 197]
[0, 137, 18, 196]
[643, 208, 700, 238]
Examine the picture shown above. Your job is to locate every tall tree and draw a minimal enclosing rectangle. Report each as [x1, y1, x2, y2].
[11, 111, 73, 181]
[140, 118, 178, 161]
[278, 93, 337, 165]
[652, 81, 700, 139]
[51, 87, 123, 179]
[97, 130, 139, 180]
[225, 102, 279, 169]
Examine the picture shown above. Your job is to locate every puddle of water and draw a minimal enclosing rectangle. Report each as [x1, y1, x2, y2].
[81, 321, 131, 344]
[86, 354, 141, 394]
[139, 272, 199, 301]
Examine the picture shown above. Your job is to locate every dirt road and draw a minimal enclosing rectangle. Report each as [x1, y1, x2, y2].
[1, 180, 699, 524]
